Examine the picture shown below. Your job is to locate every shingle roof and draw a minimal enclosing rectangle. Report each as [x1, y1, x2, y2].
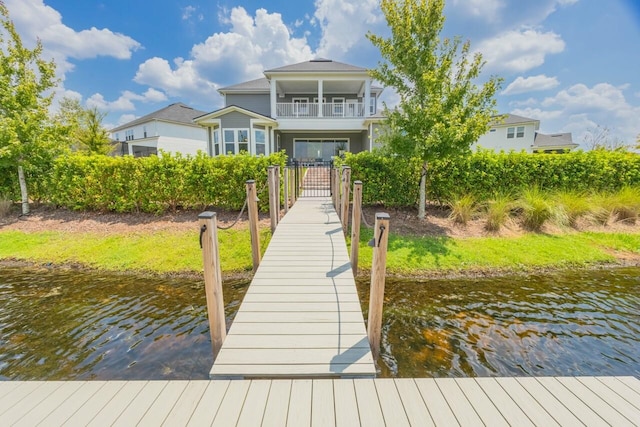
[218, 77, 271, 93]
[110, 103, 208, 132]
[264, 58, 367, 73]
[496, 113, 539, 125]
[534, 132, 577, 148]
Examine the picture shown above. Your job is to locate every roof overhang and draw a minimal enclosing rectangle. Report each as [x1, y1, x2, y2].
[193, 105, 277, 126]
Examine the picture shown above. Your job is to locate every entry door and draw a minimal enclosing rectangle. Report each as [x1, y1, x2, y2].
[293, 98, 308, 117]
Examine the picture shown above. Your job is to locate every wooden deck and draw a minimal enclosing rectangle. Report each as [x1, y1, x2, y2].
[1, 377, 638, 426]
[210, 197, 376, 379]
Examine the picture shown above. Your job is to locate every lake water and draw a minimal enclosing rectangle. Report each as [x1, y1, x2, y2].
[0, 266, 638, 380]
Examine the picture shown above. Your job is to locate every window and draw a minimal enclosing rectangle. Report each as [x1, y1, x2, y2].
[115, 133, 120, 141]
[507, 126, 525, 139]
[132, 146, 157, 157]
[254, 129, 266, 156]
[143, 126, 147, 138]
[213, 129, 220, 156]
[369, 97, 376, 115]
[292, 98, 309, 116]
[125, 129, 134, 141]
[223, 128, 249, 155]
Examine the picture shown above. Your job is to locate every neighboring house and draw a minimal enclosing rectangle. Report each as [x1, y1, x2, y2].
[110, 103, 208, 157]
[193, 58, 385, 161]
[475, 113, 577, 153]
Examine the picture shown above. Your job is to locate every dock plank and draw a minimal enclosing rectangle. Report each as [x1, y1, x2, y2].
[112, 380, 168, 426]
[454, 378, 508, 427]
[162, 380, 210, 427]
[474, 377, 534, 427]
[87, 380, 147, 427]
[394, 379, 435, 427]
[14, 381, 83, 427]
[38, 381, 107, 427]
[374, 379, 410, 427]
[312, 379, 336, 427]
[236, 380, 271, 427]
[333, 380, 360, 427]
[536, 376, 608, 426]
[261, 380, 291, 426]
[186, 381, 230, 426]
[211, 380, 250, 427]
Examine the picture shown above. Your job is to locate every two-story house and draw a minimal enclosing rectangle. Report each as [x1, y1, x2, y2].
[193, 58, 384, 161]
[110, 103, 208, 157]
[475, 113, 577, 153]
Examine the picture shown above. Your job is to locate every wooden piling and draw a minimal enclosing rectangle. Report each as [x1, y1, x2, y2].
[367, 212, 390, 362]
[268, 166, 278, 233]
[350, 181, 363, 275]
[275, 165, 281, 221]
[333, 167, 341, 214]
[290, 165, 297, 205]
[340, 166, 351, 234]
[283, 167, 289, 214]
[198, 212, 227, 360]
[246, 180, 261, 272]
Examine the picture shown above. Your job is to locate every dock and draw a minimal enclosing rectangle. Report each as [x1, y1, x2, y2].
[210, 196, 376, 379]
[2, 377, 639, 425]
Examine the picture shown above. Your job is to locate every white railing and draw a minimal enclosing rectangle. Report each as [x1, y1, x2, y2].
[276, 102, 365, 118]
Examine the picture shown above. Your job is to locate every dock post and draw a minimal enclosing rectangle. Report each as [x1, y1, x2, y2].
[283, 166, 289, 214]
[291, 164, 297, 205]
[340, 166, 351, 234]
[246, 180, 261, 272]
[333, 167, 341, 217]
[268, 166, 278, 233]
[276, 165, 281, 221]
[367, 212, 390, 361]
[350, 181, 363, 275]
[198, 212, 227, 360]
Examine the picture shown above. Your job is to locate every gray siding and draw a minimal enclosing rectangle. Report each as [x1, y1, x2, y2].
[225, 94, 271, 117]
[220, 111, 252, 129]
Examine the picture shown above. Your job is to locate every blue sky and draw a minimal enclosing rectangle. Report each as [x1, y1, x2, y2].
[5, 0, 640, 147]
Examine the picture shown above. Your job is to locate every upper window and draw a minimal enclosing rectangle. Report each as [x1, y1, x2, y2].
[125, 129, 134, 141]
[507, 126, 525, 139]
[332, 97, 345, 116]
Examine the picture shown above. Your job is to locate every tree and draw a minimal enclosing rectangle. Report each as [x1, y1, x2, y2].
[582, 124, 629, 151]
[368, 0, 502, 218]
[56, 97, 112, 155]
[0, 3, 62, 214]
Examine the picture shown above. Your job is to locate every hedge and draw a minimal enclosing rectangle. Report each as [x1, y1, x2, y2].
[46, 151, 286, 213]
[342, 150, 640, 207]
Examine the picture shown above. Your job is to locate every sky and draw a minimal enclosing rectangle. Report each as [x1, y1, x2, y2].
[4, 0, 640, 148]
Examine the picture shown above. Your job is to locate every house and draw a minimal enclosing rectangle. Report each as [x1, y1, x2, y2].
[475, 113, 577, 153]
[193, 58, 385, 161]
[109, 103, 208, 157]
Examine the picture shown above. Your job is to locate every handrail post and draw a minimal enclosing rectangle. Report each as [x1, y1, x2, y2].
[350, 180, 363, 275]
[340, 166, 351, 234]
[246, 180, 261, 272]
[198, 212, 227, 360]
[268, 166, 278, 233]
[276, 165, 281, 220]
[283, 166, 289, 214]
[367, 212, 390, 362]
[333, 167, 341, 214]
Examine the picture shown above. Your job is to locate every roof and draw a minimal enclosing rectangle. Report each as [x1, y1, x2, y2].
[193, 105, 277, 124]
[533, 132, 578, 150]
[219, 77, 271, 93]
[264, 58, 367, 74]
[491, 113, 540, 126]
[110, 103, 208, 132]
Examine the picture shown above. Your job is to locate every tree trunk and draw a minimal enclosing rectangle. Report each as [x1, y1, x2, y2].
[18, 165, 29, 215]
[418, 161, 427, 219]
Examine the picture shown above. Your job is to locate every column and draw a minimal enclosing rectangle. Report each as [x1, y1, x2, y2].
[364, 78, 371, 117]
[318, 79, 324, 117]
[270, 78, 277, 118]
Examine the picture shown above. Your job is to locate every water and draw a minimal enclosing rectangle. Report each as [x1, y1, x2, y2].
[0, 266, 638, 380]
[357, 268, 640, 378]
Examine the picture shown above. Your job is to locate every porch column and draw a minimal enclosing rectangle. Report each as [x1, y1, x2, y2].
[270, 127, 275, 155]
[364, 79, 371, 117]
[270, 79, 277, 118]
[318, 80, 323, 117]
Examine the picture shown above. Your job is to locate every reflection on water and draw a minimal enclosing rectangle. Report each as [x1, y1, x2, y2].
[0, 267, 248, 380]
[357, 268, 640, 378]
[1, 266, 639, 380]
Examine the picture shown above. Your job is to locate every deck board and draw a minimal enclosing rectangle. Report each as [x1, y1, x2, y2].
[210, 197, 375, 379]
[3, 377, 640, 426]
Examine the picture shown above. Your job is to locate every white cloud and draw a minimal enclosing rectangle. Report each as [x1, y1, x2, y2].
[451, 0, 504, 21]
[86, 89, 168, 112]
[509, 97, 539, 107]
[502, 74, 560, 95]
[476, 28, 565, 73]
[542, 83, 628, 111]
[314, 0, 383, 57]
[182, 6, 196, 20]
[116, 114, 137, 126]
[510, 107, 564, 121]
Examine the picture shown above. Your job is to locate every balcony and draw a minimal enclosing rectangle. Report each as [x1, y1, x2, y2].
[276, 102, 366, 119]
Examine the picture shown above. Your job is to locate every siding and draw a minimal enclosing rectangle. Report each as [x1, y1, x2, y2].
[226, 94, 271, 117]
[475, 123, 536, 153]
[219, 111, 252, 129]
[278, 132, 366, 158]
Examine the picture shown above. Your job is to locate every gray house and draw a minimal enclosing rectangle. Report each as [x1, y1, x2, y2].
[193, 59, 385, 161]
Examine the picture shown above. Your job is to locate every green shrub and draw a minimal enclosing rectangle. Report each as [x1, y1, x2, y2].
[519, 188, 552, 231]
[484, 193, 514, 231]
[0, 198, 12, 217]
[447, 194, 477, 225]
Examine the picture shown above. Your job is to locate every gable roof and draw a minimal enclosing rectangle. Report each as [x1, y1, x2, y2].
[533, 132, 578, 150]
[219, 77, 271, 93]
[193, 105, 277, 124]
[110, 103, 207, 132]
[264, 58, 367, 73]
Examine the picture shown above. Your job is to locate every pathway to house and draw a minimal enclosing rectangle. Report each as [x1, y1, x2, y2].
[210, 196, 376, 379]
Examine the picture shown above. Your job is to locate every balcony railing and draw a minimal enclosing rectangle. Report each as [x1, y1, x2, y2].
[276, 102, 365, 118]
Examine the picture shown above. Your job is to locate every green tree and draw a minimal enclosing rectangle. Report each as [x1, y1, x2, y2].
[0, 3, 63, 214]
[56, 97, 112, 155]
[368, 0, 502, 218]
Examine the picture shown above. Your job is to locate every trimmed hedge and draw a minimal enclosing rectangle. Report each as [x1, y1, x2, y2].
[47, 152, 286, 213]
[342, 150, 640, 207]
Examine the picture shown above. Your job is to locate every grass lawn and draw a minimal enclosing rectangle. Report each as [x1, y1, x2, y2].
[1, 227, 639, 277]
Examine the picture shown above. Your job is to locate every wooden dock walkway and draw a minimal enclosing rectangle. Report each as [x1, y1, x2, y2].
[210, 196, 376, 379]
[2, 377, 638, 426]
